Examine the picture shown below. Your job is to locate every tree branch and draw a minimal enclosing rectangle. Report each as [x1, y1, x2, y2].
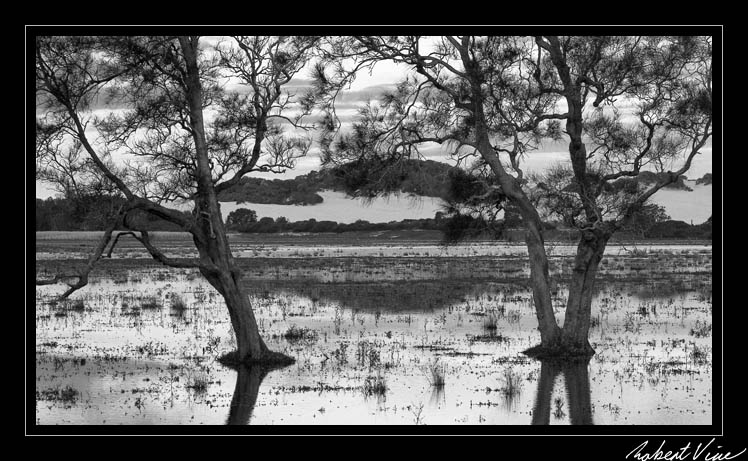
[36, 209, 123, 299]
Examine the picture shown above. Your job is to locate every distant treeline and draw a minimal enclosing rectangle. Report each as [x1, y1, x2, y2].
[225, 208, 713, 240]
[640, 218, 712, 239]
[225, 208, 446, 234]
[36, 195, 712, 241]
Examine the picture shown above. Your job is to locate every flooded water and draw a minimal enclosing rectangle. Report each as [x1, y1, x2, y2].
[35, 242, 712, 425]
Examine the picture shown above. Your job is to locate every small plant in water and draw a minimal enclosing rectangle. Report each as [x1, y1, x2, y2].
[690, 344, 710, 365]
[187, 372, 210, 394]
[332, 342, 348, 365]
[282, 325, 318, 343]
[140, 297, 161, 310]
[170, 294, 188, 312]
[689, 320, 711, 338]
[499, 367, 523, 410]
[409, 401, 425, 425]
[425, 359, 446, 389]
[67, 299, 85, 311]
[363, 373, 387, 397]
[482, 314, 498, 332]
[553, 397, 566, 419]
[505, 310, 521, 324]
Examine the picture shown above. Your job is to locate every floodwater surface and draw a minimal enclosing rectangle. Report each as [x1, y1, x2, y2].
[35, 241, 712, 426]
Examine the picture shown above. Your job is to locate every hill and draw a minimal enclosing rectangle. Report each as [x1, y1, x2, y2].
[216, 159, 454, 204]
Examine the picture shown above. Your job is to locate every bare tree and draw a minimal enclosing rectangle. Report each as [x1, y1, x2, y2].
[35, 35, 323, 365]
[319, 35, 712, 357]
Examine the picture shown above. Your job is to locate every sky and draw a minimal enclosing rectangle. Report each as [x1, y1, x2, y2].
[34, 36, 715, 199]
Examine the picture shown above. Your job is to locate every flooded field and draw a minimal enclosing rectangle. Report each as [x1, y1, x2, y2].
[34, 234, 713, 425]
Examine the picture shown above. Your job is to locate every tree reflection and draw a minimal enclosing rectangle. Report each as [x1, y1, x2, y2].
[226, 363, 287, 425]
[531, 358, 593, 425]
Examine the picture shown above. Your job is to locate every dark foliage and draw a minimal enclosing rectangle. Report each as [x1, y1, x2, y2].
[225, 208, 257, 229]
[644, 219, 712, 239]
[217, 176, 324, 205]
[442, 213, 504, 244]
[635, 171, 693, 191]
[446, 169, 486, 203]
[329, 158, 452, 199]
[695, 173, 712, 185]
[35, 195, 190, 231]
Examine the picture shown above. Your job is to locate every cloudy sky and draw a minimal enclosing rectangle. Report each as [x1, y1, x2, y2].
[35, 36, 714, 199]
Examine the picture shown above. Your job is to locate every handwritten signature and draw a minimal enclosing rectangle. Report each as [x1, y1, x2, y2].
[627, 439, 746, 461]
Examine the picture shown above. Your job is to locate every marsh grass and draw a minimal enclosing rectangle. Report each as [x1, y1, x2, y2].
[36, 385, 79, 403]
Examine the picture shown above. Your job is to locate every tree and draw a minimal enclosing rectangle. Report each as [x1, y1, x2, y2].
[320, 35, 712, 357]
[226, 208, 258, 230]
[620, 203, 670, 239]
[254, 216, 278, 233]
[35, 35, 324, 365]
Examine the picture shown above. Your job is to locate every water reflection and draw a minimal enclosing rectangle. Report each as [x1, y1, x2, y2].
[246, 277, 707, 314]
[247, 280, 526, 313]
[429, 385, 446, 408]
[226, 364, 287, 425]
[531, 358, 593, 425]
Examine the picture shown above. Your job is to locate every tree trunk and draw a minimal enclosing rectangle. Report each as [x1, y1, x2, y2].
[524, 225, 563, 348]
[179, 36, 291, 367]
[560, 230, 610, 356]
[201, 267, 268, 361]
[474, 128, 561, 350]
